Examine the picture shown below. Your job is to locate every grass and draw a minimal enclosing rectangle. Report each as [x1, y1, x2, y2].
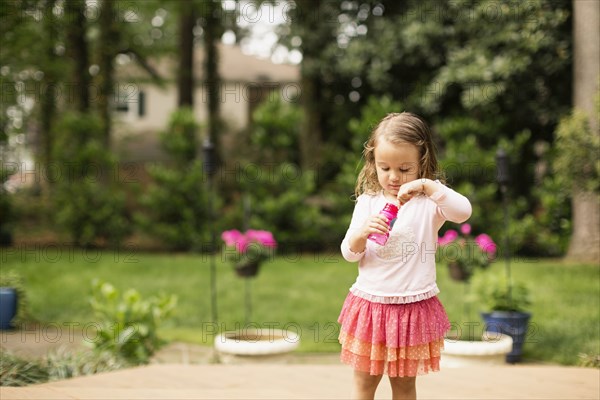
[1, 247, 598, 365]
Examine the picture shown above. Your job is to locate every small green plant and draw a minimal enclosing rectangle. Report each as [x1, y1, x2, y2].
[44, 347, 125, 380]
[89, 280, 177, 365]
[0, 271, 30, 325]
[471, 268, 531, 313]
[0, 348, 125, 387]
[0, 352, 48, 386]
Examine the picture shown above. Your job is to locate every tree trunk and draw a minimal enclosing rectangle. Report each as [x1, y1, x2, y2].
[65, 0, 90, 112]
[567, 191, 600, 262]
[39, 0, 57, 191]
[568, 0, 600, 263]
[97, 0, 119, 148]
[299, 70, 322, 171]
[178, 1, 195, 108]
[203, 0, 221, 160]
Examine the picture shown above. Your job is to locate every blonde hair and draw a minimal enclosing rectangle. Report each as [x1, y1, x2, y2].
[355, 112, 440, 198]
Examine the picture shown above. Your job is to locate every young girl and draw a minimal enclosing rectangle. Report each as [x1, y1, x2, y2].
[338, 112, 472, 400]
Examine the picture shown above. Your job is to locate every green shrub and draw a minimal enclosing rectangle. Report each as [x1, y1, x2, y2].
[241, 163, 330, 251]
[0, 271, 30, 325]
[0, 352, 48, 386]
[45, 348, 125, 380]
[0, 349, 125, 387]
[89, 280, 177, 365]
[250, 95, 302, 165]
[0, 157, 13, 246]
[471, 268, 531, 313]
[135, 108, 212, 250]
[52, 112, 130, 247]
[554, 106, 600, 194]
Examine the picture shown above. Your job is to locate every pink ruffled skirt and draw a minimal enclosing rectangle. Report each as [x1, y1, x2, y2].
[338, 292, 450, 377]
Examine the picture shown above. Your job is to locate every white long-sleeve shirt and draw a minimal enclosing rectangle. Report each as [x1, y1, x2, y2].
[341, 185, 472, 304]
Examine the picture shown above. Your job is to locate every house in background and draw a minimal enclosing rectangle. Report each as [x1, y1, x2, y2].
[113, 43, 300, 162]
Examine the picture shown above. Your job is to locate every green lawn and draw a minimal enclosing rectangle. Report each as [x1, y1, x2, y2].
[1, 248, 598, 365]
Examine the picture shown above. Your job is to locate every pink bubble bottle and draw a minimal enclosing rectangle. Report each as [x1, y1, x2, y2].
[368, 203, 399, 246]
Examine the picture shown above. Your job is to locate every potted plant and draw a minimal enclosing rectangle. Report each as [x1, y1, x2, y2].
[472, 268, 532, 363]
[438, 223, 497, 282]
[221, 229, 277, 278]
[0, 272, 28, 330]
[217, 229, 299, 361]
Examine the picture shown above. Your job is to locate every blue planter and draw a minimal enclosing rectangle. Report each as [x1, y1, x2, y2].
[481, 311, 531, 363]
[0, 287, 18, 330]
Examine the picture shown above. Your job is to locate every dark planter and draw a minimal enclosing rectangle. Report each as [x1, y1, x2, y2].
[235, 261, 260, 278]
[481, 311, 531, 363]
[448, 262, 470, 282]
[0, 287, 17, 330]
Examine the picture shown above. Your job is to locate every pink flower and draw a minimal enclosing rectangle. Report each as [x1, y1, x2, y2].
[246, 230, 277, 248]
[460, 224, 472, 235]
[222, 229, 251, 253]
[438, 229, 458, 246]
[221, 230, 243, 247]
[222, 229, 277, 254]
[475, 233, 497, 254]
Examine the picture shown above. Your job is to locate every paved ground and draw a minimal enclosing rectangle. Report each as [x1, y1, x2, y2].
[1, 328, 599, 399]
[1, 364, 599, 399]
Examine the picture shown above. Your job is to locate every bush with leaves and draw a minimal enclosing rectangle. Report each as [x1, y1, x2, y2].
[89, 280, 177, 365]
[52, 112, 130, 247]
[135, 108, 212, 250]
[0, 349, 125, 387]
[0, 271, 30, 326]
[554, 106, 600, 194]
[250, 95, 303, 165]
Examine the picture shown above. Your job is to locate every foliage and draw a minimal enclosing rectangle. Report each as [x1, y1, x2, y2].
[52, 112, 130, 247]
[250, 95, 303, 165]
[44, 347, 125, 381]
[135, 108, 211, 251]
[0, 271, 30, 326]
[89, 280, 177, 365]
[0, 352, 48, 387]
[0, 349, 125, 387]
[240, 163, 336, 251]
[471, 268, 532, 313]
[221, 229, 277, 272]
[0, 179, 12, 247]
[554, 105, 600, 194]
[437, 224, 497, 281]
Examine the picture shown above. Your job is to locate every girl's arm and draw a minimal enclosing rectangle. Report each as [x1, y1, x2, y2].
[398, 178, 472, 223]
[341, 196, 389, 262]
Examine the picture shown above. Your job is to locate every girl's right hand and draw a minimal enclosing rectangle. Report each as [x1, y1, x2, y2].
[360, 214, 390, 239]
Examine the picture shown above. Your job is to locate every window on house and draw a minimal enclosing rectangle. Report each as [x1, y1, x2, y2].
[138, 90, 145, 117]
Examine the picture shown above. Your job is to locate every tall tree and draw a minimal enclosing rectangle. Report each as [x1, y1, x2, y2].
[39, 0, 59, 183]
[567, 0, 599, 262]
[65, 0, 90, 112]
[177, 1, 195, 107]
[200, 0, 222, 156]
[97, 0, 119, 148]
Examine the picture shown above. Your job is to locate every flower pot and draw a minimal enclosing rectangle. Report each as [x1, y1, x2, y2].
[448, 262, 470, 281]
[0, 287, 17, 330]
[481, 311, 532, 363]
[214, 328, 300, 364]
[442, 332, 513, 367]
[235, 261, 260, 278]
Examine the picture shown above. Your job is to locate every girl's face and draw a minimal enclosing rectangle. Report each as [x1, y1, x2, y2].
[374, 138, 420, 199]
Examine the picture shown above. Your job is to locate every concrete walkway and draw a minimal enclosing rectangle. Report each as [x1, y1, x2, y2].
[2, 328, 599, 399]
[1, 363, 598, 399]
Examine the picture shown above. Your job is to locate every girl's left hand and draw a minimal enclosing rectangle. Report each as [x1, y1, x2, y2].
[397, 179, 426, 205]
